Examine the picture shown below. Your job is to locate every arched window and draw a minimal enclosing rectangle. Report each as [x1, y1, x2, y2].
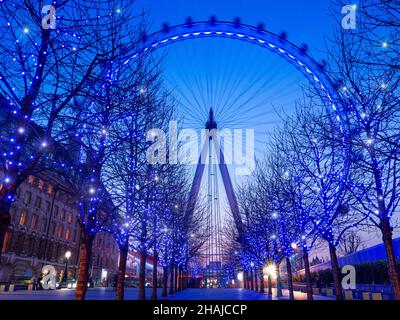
[16, 232, 25, 254]
[47, 242, 53, 261]
[65, 227, 70, 241]
[1, 231, 12, 253]
[28, 235, 36, 256]
[38, 239, 46, 259]
[57, 225, 63, 239]
[19, 211, 27, 226]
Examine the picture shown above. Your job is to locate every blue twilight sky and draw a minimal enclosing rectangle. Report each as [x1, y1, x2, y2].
[138, 0, 339, 57]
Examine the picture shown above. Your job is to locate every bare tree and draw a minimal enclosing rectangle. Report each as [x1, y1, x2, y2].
[329, 0, 400, 299]
[0, 0, 135, 259]
[338, 229, 364, 255]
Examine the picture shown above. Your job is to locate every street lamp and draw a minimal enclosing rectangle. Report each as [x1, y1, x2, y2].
[265, 263, 277, 278]
[62, 251, 71, 285]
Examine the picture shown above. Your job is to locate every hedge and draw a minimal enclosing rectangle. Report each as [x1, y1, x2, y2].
[293, 260, 400, 285]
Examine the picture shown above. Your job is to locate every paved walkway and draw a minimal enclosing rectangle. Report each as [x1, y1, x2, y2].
[0, 287, 333, 300]
[169, 288, 334, 300]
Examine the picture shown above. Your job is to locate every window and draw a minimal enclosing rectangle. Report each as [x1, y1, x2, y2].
[48, 184, 54, 194]
[10, 206, 17, 222]
[2, 231, 12, 253]
[65, 227, 70, 241]
[45, 201, 51, 215]
[57, 225, 63, 239]
[28, 175, 35, 184]
[41, 218, 48, 232]
[67, 213, 73, 224]
[50, 223, 55, 236]
[38, 180, 45, 190]
[38, 239, 46, 259]
[16, 233, 25, 254]
[31, 214, 39, 229]
[54, 205, 59, 218]
[24, 191, 32, 205]
[28, 236, 35, 256]
[19, 211, 27, 225]
[35, 196, 42, 209]
[62, 209, 66, 220]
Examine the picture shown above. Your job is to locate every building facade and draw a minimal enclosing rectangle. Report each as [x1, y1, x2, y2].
[0, 173, 119, 285]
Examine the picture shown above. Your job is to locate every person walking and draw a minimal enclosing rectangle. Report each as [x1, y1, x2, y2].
[37, 274, 43, 290]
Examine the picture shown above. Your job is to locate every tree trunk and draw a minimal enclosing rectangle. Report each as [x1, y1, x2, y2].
[0, 203, 11, 262]
[254, 268, 258, 291]
[116, 242, 128, 300]
[259, 268, 265, 293]
[286, 257, 295, 300]
[138, 247, 147, 300]
[176, 266, 180, 292]
[174, 264, 179, 292]
[380, 219, 400, 300]
[243, 271, 247, 289]
[185, 270, 189, 289]
[329, 242, 343, 300]
[302, 248, 313, 300]
[267, 275, 272, 295]
[250, 269, 254, 290]
[179, 266, 183, 291]
[75, 233, 94, 300]
[151, 251, 158, 300]
[169, 264, 174, 295]
[162, 266, 168, 297]
[276, 264, 283, 297]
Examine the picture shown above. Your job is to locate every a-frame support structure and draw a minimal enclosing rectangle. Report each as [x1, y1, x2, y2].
[184, 108, 243, 236]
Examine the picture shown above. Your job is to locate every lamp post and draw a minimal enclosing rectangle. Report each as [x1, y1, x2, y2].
[62, 251, 71, 285]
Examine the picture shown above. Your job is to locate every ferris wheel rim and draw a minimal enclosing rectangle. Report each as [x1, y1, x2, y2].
[118, 19, 351, 230]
